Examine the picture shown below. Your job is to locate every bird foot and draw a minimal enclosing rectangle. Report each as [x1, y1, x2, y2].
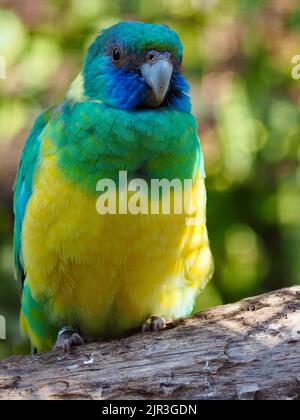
[142, 316, 167, 333]
[53, 328, 84, 354]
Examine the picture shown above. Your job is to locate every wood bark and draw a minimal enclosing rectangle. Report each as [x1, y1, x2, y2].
[0, 286, 299, 400]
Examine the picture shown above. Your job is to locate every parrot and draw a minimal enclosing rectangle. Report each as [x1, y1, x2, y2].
[13, 21, 214, 353]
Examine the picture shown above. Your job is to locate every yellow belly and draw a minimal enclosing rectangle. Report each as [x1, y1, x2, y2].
[22, 154, 213, 337]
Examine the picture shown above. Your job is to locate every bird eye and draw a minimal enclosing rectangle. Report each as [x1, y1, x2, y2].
[112, 48, 121, 62]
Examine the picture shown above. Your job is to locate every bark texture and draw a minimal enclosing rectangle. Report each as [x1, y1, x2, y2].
[0, 286, 299, 400]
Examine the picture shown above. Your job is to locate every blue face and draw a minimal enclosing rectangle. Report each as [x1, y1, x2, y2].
[83, 22, 191, 112]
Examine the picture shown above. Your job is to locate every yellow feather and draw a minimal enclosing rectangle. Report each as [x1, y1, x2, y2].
[22, 147, 213, 339]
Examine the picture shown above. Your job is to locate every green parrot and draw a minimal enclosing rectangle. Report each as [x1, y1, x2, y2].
[14, 21, 213, 353]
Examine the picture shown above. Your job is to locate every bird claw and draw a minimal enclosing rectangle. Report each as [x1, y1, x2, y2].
[53, 329, 84, 354]
[142, 316, 166, 333]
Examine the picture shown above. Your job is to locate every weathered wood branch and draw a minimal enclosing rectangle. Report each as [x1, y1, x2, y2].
[0, 287, 299, 400]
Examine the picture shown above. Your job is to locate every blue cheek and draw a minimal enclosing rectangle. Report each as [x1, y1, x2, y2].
[103, 67, 147, 110]
[167, 73, 192, 113]
[84, 55, 147, 110]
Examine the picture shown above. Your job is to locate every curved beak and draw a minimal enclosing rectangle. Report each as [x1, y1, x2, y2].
[141, 55, 173, 107]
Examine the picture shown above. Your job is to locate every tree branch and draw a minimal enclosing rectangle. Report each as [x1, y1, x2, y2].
[0, 286, 299, 400]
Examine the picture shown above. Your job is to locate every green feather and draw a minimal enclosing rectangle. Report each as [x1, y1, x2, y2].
[13, 107, 54, 292]
[99, 21, 183, 58]
[42, 101, 205, 193]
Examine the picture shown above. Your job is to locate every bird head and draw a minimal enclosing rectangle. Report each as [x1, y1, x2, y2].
[79, 21, 191, 112]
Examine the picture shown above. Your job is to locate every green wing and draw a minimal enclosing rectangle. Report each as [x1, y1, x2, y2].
[13, 107, 54, 293]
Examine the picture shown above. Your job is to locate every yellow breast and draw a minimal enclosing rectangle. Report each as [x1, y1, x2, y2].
[22, 152, 213, 337]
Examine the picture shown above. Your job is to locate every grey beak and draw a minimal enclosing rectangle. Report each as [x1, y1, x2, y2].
[141, 59, 173, 106]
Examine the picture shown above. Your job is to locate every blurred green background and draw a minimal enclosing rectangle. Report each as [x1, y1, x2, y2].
[0, 0, 299, 358]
